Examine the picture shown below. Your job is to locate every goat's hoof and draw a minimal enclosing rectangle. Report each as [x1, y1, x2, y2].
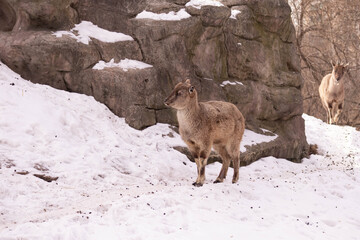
[213, 179, 223, 184]
[192, 182, 203, 187]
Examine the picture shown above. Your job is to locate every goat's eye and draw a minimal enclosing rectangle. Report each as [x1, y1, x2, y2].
[176, 91, 182, 96]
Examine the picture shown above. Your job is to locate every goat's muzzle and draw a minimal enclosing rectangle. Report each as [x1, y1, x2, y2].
[164, 97, 172, 107]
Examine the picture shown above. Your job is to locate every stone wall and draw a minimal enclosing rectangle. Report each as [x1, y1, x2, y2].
[0, 0, 309, 164]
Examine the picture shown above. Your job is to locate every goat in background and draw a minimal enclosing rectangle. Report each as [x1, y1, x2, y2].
[319, 61, 349, 125]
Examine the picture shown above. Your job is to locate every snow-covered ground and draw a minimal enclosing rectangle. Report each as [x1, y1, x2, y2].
[0, 61, 360, 240]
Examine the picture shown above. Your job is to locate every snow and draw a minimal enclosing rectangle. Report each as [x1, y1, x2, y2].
[93, 58, 153, 71]
[53, 21, 134, 45]
[230, 9, 241, 19]
[135, 9, 191, 21]
[220, 80, 244, 87]
[185, 0, 224, 9]
[1, 61, 360, 240]
[241, 130, 277, 152]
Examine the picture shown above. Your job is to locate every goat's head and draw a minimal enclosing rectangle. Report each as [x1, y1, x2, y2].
[164, 79, 197, 110]
[331, 61, 349, 84]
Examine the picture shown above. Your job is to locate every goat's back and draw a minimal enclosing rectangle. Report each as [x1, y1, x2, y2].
[200, 101, 245, 140]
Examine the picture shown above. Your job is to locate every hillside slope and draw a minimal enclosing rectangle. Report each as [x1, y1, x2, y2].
[0, 62, 359, 239]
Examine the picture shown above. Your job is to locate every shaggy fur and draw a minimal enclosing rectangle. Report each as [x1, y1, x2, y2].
[165, 79, 245, 186]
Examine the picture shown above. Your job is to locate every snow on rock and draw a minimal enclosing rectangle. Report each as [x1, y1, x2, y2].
[1, 61, 360, 240]
[241, 129, 278, 152]
[135, 9, 191, 21]
[92, 58, 153, 71]
[185, 0, 224, 9]
[230, 9, 241, 19]
[53, 21, 134, 44]
[220, 80, 244, 87]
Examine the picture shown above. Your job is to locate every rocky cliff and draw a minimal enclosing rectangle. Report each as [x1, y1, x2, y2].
[0, 0, 309, 164]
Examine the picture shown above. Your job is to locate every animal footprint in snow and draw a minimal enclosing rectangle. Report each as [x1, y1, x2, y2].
[322, 219, 337, 227]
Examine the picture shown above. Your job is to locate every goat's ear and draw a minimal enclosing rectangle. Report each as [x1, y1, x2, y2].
[331, 60, 335, 67]
[185, 79, 191, 84]
[189, 85, 195, 93]
[344, 62, 350, 68]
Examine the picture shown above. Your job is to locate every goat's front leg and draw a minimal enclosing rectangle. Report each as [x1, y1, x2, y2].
[327, 104, 333, 124]
[192, 146, 211, 187]
[326, 109, 331, 124]
[333, 102, 343, 125]
[330, 103, 338, 125]
[193, 157, 208, 187]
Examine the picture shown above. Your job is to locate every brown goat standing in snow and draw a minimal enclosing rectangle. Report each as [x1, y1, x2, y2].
[319, 62, 349, 124]
[164, 79, 245, 187]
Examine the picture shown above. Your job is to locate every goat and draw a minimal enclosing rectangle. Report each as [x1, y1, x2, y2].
[164, 79, 245, 187]
[319, 61, 349, 124]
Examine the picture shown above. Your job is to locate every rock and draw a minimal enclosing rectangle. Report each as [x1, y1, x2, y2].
[155, 108, 177, 125]
[15, 170, 29, 175]
[125, 105, 156, 130]
[91, 39, 143, 62]
[143, 0, 182, 13]
[0, 31, 100, 89]
[200, 6, 231, 27]
[0, 0, 309, 163]
[309, 144, 318, 155]
[191, 27, 227, 81]
[77, 0, 146, 34]
[0, 0, 16, 31]
[33, 174, 59, 182]
[226, 6, 260, 40]
[65, 65, 173, 130]
[6, 0, 79, 31]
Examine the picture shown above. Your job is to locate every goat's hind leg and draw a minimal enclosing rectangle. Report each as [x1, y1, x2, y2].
[213, 145, 231, 183]
[231, 153, 240, 184]
[229, 140, 241, 184]
[322, 100, 331, 124]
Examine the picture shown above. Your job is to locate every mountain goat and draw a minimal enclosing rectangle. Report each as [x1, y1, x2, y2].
[164, 79, 245, 187]
[319, 61, 349, 124]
